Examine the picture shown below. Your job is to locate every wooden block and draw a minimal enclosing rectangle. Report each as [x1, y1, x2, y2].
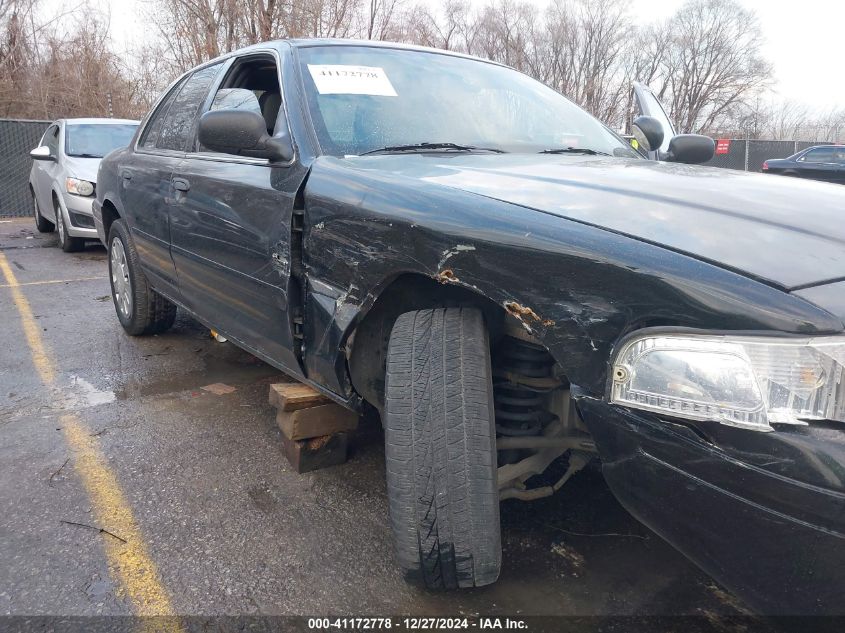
[268, 382, 330, 412]
[276, 403, 359, 441]
[282, 432, 348, 473]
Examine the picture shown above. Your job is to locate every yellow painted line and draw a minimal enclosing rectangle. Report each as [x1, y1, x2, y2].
[62, 416, 176, 616]
[0, 275, 104, 289]
[0, 254, 55, 385]
[0, 251, 181, 625]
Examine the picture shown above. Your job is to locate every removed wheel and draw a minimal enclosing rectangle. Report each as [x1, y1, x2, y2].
[32, 192, 54, 233]
[55, 201, 85, 252]
[385, 307, 501, 589]
[108, 218, 177, 336]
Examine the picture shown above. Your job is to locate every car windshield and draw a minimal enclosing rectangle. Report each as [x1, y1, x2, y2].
[297, 45, 638, 158]
[64, 123, 138, 158]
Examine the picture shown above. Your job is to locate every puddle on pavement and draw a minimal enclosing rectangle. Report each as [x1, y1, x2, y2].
[114, 346, 282, 400]
[67, 375, 117, 408]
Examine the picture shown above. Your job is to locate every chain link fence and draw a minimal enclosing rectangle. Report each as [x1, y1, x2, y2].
[703, 139, 834, 172]
[1, 119, 51, 218]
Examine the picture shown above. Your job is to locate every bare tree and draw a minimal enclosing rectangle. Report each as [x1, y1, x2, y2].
[807, 108, 845, 143]
[0, 1, 145, 119]
[408, 0, 472, 51]
[147, 0, 240, 72]
[365, 0, 400, 40]
[0, 0, 829, 144]
[655, 0, 772, 133]
[0, 0, 39, 117]
[761, 99, 809, 140]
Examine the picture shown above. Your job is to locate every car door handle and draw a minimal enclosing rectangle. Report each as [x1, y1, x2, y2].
[172, 178, 190, 192]
[120, 169, 133, 180]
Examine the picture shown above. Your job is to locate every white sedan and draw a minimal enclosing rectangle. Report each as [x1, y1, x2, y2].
[29, 118, 138, 251]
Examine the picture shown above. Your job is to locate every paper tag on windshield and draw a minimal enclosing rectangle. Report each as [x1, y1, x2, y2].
[307, 65, 397, 96]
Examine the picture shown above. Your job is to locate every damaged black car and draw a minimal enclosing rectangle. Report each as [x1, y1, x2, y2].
[93, 40, 845, 615]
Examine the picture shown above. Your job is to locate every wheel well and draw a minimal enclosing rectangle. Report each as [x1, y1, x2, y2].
[347, 273, 509, 412]
[100, 199, 121, 241]
[348, 274, 598, 502]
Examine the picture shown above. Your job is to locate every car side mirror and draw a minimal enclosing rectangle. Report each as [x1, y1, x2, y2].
[30, 146, 56, 162]
[663, 134, 715, 165]
[632, 116, 664, 152]
[198, 109, 294, 162]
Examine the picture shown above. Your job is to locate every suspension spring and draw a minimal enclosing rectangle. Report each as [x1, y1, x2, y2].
[492, 336, 561, 440]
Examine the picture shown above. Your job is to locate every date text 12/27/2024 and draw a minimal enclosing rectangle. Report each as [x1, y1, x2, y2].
[307, 618, 529, 630]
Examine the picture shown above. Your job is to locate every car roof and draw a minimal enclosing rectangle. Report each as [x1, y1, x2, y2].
[221, 38, 506, 68]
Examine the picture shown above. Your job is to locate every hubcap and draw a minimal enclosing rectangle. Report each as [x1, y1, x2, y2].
[110, 237, 132, 318]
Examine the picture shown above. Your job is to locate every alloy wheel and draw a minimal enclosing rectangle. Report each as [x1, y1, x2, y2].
[110, 237, 133, 319]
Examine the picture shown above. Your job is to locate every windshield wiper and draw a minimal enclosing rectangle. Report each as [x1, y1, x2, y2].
[68, 153, 103, 158]
[359, 142, 507, 156]
[539, 147, 609, 156]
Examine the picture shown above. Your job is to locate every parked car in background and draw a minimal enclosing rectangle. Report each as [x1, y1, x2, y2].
[94, 39, 844, 615]
[763, 145, 845, 184]
[29, 118, 139, 251]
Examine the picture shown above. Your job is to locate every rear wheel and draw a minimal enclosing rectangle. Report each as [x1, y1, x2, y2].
[32, 192, 54, 233]
[108, 219, 177, 336]
[385, 307, 501, 589]
[55, 201, 85, 252]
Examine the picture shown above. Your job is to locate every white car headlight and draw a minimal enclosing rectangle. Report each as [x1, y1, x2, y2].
[610, 333, 845, 432]
[66, 177, 94, 197]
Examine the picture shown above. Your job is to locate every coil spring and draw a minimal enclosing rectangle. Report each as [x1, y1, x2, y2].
[493, 336, 559, 438]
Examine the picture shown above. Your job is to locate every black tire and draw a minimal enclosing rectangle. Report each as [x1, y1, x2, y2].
[55, 201, 85, 252]
[32, 192, 54, 233]
[385, 307, 501, 590]
[107, 219, 177, 336]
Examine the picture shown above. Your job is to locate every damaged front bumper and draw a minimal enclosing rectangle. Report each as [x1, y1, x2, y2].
[576, 396, 845, 615]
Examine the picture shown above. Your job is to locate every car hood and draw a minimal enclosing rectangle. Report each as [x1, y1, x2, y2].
[63, 156, 101, 183]
[348, 154, 845, 290]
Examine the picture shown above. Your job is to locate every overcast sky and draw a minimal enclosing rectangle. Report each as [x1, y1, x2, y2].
[92, 0, 843, 111]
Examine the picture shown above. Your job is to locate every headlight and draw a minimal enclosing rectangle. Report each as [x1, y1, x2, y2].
[610, 333, 845, 432]
[66, 177, 94, 197]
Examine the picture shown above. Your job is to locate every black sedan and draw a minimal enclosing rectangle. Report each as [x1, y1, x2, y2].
[93, 39, 845, 616]
[763, 144, 845, 183]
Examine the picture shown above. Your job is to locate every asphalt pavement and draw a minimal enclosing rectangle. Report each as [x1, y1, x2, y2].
[0, 217, 751, 622]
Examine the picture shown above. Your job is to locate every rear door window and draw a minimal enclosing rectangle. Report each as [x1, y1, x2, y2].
[139, 78, 187, 149]
[155, 63, 224, 152]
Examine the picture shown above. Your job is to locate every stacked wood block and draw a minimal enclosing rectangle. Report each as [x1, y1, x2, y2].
[268, 382, 358, 473]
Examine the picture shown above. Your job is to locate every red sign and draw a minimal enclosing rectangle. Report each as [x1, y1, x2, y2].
[715, 139, 731, 155]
